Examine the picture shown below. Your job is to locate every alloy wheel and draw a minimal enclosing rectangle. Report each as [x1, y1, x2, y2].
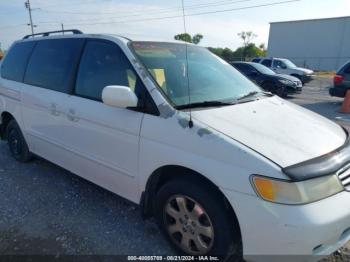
[163, 195, 214, 255]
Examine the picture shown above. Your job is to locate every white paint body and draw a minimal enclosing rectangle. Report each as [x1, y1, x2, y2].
[0, 34, 349, 261]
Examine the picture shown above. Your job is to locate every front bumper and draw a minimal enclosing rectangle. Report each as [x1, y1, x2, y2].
[224, 189, 350, 262]
[281, 82, 302, 94]
[301, 74, 315, 83]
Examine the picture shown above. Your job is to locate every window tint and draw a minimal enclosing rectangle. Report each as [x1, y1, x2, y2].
[261, 59, 272, 67]
[344, 63, 350, 74]
[1, 41, 35, 82]
[252, 58, 261, 63]
[234, 63, 256, 74]
[24, 38, 84, 93]
[75, 41, 138, 101]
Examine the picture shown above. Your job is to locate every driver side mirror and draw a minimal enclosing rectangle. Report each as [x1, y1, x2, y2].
[102, 85, 138, 108]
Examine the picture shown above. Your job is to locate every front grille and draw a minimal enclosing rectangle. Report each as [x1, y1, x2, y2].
[338, 166, 350, 191]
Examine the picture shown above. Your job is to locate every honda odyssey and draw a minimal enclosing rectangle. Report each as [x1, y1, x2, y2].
[0, 30, 350, 261]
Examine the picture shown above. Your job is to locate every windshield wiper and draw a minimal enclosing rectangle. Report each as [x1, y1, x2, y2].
[176, 100, 235, 110]
[237, 91, 273, 101]
[237, 91, 259, 100]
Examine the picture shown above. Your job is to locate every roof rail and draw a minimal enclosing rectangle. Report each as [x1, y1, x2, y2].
[23, 29, 83, 39]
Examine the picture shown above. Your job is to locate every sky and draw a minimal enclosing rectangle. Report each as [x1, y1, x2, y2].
[0, 0, 349, 50]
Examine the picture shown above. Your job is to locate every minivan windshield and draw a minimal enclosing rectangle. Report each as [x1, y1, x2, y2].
[131, 42, 262, 107]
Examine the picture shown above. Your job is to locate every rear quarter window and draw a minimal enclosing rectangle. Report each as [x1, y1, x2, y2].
[24, 38, 84, 93]
[252, 58, 261, 63]
[1, 41, 35, 82]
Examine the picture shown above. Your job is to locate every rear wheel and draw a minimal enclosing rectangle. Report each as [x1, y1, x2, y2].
[6, 120, 33, 162]
[155, 179, 241, 260]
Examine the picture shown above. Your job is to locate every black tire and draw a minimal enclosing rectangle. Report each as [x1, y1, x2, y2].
[262, 81, 284, 97]
[155, 179, 241, 260]
[6, 120, 33, 162]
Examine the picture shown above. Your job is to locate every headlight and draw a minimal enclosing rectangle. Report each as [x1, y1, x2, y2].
[278, 79, 294, 86]
[251, 175, 344, 205]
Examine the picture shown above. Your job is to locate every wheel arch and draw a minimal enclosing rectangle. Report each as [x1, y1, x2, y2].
[141, 165, 242, 238]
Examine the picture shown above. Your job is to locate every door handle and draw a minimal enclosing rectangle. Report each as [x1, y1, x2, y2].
[49, 103, 60, 116]
[67, 109, 79, 122]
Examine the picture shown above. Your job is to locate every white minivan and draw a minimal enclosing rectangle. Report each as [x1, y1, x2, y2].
[0, 30, 350, 261]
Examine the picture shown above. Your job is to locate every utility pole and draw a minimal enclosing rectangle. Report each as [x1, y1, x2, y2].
[61, 23, 64, 35]
[25, 0, 34, 36]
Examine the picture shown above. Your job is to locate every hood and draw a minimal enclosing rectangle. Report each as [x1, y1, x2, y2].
[192, 96, 346, 167]
[276, 74, 300, 82]
[295, 67, 314, 74]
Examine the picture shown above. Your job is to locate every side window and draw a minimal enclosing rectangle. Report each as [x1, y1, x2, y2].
[274, 60, 286, 69]
[252, 58, 261, 63]
[234, 64, 250, 74]
[261, 59, 272, 68]
[241, 64, 258, 75]
[1, 41, 35, 82]
[75, 41, 138, 101]
[24, 38, 84, 93]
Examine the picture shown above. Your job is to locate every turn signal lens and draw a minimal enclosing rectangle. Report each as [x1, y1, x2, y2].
[251, 175, 344, 205]
[252, 176, 276, 201]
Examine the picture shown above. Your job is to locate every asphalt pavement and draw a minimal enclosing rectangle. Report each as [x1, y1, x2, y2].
[0, 77, 349, 261]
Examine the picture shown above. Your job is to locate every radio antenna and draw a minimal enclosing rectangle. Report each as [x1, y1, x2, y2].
[181, 0, 193, 128]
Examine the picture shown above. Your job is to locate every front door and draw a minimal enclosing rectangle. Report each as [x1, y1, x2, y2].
[61, 40, 144, 202]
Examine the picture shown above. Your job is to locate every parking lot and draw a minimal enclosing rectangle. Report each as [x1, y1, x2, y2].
[0, 76, 349, 261]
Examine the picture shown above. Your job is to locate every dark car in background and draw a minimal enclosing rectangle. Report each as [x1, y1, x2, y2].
[231, 62, 302, 97]
[329, 61, 350, 98]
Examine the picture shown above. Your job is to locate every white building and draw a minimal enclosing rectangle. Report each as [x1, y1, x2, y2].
[268, 16, 350, 71]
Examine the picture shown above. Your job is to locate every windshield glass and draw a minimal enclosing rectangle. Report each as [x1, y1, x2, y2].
[281, 59, 297, 68]
[250, 63, 276, 75]
[130, 42, 261, 107]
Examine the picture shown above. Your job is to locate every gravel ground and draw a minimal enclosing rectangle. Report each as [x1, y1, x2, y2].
[0, 77, 349, 261]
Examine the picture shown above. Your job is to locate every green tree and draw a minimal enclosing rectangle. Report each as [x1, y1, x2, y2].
[174, 33, 203, 44]
[236, 31, 267, 60]
[207, 47, 224, 57]
[233, 43, 266, 60]
[192, 34, 203, 44]
[208, 43, 266, 62]
[238, 31, 257, 47]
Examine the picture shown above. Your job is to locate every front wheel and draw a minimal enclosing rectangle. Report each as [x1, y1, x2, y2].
[155, 179, 241, 260]
[261, 82, 285, 97]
